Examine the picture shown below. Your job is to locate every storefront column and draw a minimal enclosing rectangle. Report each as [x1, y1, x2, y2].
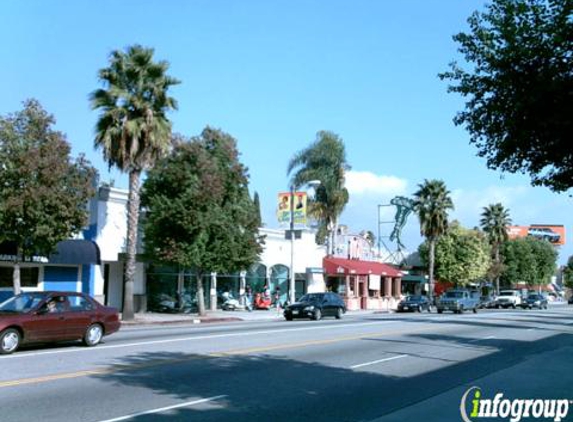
[239, 270, 246, 306]
[210, 272, 217, 311]
[393, 278, 402, 298]
[384, 277, 392, 298]
[345, 275, 351, 298]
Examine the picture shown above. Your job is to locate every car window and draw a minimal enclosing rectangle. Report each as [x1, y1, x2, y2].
[68, 295, 95, 311]
[42, 296, 69, 313]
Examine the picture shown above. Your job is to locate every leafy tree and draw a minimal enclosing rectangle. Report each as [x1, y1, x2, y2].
[413, 179, 454, 301]
[287, 131, 350, 254]
[0, 100, 96, 293]
[500, 237, 557, 287]
[90, 45, 179, 320]
[440, 0, 573, 192]
[480, 203, 512, 294]
[141, 128, 263, 316]
[253, 191, 262, 227]
[563, 256, 573, 289]
[419, 223, 491, 288]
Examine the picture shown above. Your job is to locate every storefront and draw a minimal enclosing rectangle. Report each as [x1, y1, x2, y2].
[323, 256, 403, 311]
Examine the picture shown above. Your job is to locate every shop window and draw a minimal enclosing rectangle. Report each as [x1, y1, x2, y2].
[0, 266, 39, 288]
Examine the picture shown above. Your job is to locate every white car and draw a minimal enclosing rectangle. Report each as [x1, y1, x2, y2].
[497, 290, 522, 309]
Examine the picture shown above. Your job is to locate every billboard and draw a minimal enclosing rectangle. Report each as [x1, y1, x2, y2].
[506, 224, 566, 246]
[277, 192, 307, 225]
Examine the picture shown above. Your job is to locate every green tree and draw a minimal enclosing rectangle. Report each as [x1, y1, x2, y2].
[0, 100, 96, 293]
[90, 45, 179, 320]
[440, 0, 572, 192]
[287, 131, 350, 254]
[141, 128, 263, 316]
[563, 256, 573, 289]
[413, 179, 454, 301]
[253, 191, 262, 228]
[500, 237, 557, 287]
[419, 223, 491, 287]
[480, 203, 512, 295]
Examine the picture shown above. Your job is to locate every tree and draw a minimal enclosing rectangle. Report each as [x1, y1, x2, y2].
[413, 179, 454, 302]
[287, 131, 350, 254]
[141, 128, 263, 316]
[253, 191, 262, 228]
[90, 45, 179, 321]
[440, 0, 573, 192]
[480, 203, 512, 295]
[563, 256, 573, 289]
[0, 100, 96, 293]
[500, 237, 557, 287]
[419, 223, 491, 287]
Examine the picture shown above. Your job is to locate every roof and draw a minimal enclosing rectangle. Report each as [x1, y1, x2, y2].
[323, 256, 403, 277]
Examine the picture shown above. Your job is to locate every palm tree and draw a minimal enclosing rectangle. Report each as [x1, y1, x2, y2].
[90, 45, 179, 320]
[480, 203, 511, 295]
[287, 131, 350, 255]
[413, 179, 454, 304]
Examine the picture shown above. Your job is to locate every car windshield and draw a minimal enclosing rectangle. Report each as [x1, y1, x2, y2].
[0, 292, 47, 313]
[528, 295, 541, 300]
[405, 296, 422, 301]
[499, 292, 514, 296]
[298, 294, 324, 303]
[444, 291, 464, 298]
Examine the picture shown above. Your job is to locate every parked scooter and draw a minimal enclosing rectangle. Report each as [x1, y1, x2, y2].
[253, 292, 272, 310]
[220, 291, 245, 311]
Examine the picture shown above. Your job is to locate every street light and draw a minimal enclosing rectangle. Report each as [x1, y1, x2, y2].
[288, 180, 321, 304]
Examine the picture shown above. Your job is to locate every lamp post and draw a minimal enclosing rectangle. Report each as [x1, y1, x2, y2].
[288, 180, 321, 304]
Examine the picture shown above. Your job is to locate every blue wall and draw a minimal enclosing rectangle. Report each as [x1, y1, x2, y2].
[43, 266, 80, 292]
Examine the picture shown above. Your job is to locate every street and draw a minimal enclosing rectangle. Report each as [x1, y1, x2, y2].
[1, 307, 572, 422]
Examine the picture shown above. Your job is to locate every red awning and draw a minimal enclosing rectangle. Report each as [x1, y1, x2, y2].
[323, 256, 402, 277]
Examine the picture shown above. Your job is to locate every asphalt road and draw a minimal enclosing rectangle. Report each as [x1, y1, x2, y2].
[1, 306, 572, 422]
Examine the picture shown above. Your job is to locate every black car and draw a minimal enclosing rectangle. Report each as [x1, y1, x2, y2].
[569, 296, 573, 305]
[397, 295, 430, 313]
[479, 295, 498, 309]
[284, 292, 346, 321]
[521, 294, 548, 310]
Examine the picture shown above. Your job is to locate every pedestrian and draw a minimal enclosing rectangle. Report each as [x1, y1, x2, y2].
[274, 286, 281, 315]
[245, 285, 253, 312]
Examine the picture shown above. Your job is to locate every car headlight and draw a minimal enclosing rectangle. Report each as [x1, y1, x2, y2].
[303, 306, 314, 311]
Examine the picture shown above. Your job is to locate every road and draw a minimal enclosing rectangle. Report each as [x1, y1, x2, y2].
[1, 306, 572, 422]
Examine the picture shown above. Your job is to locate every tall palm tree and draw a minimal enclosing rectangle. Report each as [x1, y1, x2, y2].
[90, 45, 179, 320]
[413, 179, 454, 303]
[480, 203, 511, 295]
[287, 131, 350, 255]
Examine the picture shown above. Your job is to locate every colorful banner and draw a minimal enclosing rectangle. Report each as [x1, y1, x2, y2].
[277, 192, 307, 225]
[507, 225, 566, 246]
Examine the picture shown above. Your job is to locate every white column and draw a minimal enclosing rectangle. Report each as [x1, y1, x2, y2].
[210, 272, 217, 311]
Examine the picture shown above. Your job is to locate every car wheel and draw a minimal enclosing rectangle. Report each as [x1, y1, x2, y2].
[437, 309, 443, 314]
[335, 308, 343, 319]
[83, 323, 103, 347]
[473, 307, 478, 314]
[0, 328, 21, 354]
[313, 309, 322, 321]
[285, 315, 293, 321]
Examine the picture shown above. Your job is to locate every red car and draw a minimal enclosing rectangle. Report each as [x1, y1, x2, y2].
[0, 291, 120, 354]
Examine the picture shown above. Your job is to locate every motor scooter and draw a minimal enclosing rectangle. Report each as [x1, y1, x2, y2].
[220, 292, 245, 311]
[253, 292, 272, 310]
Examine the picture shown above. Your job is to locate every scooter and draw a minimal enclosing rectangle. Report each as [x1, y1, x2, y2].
[220, 292, 245, 311]
[253, 293, 272, 310]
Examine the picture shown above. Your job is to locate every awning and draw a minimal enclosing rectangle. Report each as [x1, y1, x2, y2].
[0, 240, 100, 265]
[323, 256, 403, 277]
[402, 275, 427, 283]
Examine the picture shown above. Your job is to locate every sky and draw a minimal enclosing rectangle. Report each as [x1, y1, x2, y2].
[2, 0, 571, 265]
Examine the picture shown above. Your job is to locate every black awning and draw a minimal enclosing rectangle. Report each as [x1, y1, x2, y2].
[49, 240, 101, 265]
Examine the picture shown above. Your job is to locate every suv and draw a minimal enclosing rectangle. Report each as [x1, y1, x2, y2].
[497, 290, 522, 309]
[284, 292, 346, 321]
[436, 290, 480, 314]
[528, 227, 560, 243]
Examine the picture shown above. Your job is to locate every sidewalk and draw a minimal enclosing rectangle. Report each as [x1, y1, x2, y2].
[121, 308, 385, 326]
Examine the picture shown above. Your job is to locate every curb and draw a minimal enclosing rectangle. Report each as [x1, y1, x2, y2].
[121, 316, 244, 327]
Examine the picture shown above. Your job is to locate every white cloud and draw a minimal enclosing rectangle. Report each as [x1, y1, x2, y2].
[345, 170, 408, 196]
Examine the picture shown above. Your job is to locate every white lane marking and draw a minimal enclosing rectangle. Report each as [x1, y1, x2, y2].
[468, 335, 496, 343]
[350, 354, 408, 369]
[0, 321, 393, 360]
[96, 395, 227, 422]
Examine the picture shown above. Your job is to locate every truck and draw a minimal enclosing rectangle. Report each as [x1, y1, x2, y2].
[436, 289, 480, 314]
[496, 290, 523, 309]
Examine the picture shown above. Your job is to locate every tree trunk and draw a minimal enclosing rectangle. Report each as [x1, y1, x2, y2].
[196, 273, 206, 316]
[123, 169, 141, 321]
[12, 261, 21, 295]
[177, 270, 185, 312]
[429, 239, 436, 305]
[494, 245, 500, 296]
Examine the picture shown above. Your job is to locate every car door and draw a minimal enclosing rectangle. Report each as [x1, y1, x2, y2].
[64, 294, 96, 339]
[323, 293, 336, 316]
[23, 295, 70, 342]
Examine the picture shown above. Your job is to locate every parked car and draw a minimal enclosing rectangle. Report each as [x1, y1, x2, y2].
[497, 290, 522, 309]
[527, 227, 561, 243]
[0, 291, 120, 354]
[397, 295, 430, 312]
[479, 295, 498, 309]
[284, 292, 346, 321]
[569, 296, 573, 305]
[436, 290, 480, 314]
[520, 294, 548, 310]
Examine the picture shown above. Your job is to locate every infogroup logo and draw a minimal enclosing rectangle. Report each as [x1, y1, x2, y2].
[460, 387, 571, 422]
